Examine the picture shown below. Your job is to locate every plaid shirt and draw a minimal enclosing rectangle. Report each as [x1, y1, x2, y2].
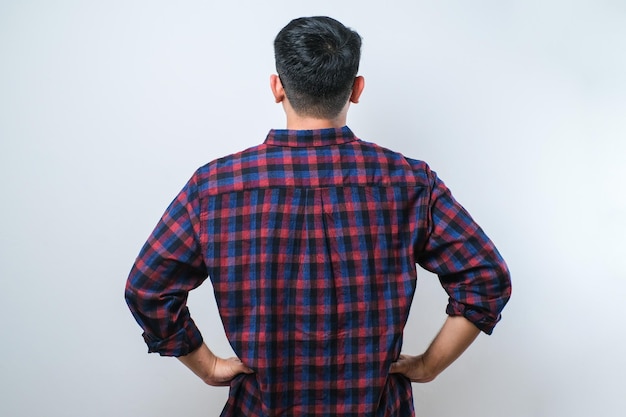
[125, 126, 511, 417]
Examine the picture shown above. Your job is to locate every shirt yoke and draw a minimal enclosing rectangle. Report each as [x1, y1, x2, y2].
[194, 139, 433, 196]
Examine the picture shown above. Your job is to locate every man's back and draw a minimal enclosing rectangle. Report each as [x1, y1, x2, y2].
[127, 126, 509, 416]
[126, 16, 511, 417]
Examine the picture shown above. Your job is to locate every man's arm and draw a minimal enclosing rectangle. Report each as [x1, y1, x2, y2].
[413, 164, 512, 336]
[393, 164, 511, 382]
[177, 343, 254, 386]
[125, 175, 207, 357]
[389, 315, 480, 382]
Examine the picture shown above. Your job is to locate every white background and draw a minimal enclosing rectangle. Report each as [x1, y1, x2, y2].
[1, 1, 624, 416]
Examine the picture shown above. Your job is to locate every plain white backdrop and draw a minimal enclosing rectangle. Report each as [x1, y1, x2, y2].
[1, 1, 624, 416]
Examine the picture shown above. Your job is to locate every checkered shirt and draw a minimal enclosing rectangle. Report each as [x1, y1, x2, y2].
[125, 126, 511, 416]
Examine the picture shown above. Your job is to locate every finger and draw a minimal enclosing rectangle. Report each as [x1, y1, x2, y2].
[389, 361, 403, 374]
[229, 357, 254, 374]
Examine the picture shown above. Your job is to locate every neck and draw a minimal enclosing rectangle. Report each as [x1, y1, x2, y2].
[283, 104, 348, 130]
[286, 118, 346, 130]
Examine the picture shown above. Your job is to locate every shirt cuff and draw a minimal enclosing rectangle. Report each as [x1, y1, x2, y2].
[446, 300, 501, 335]
[142, 323, 203, 357]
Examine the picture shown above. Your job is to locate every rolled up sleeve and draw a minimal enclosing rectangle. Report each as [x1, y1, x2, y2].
[125, 173, 208, 356]
[416, 168, 512, 335]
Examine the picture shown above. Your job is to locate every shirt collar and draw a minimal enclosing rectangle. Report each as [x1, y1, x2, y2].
[264, 126, 358, 148]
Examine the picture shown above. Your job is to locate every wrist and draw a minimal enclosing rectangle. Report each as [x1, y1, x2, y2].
[178, 343, 219, 385]
[418, 353, 440, 381]
[415, 354, 439, 382]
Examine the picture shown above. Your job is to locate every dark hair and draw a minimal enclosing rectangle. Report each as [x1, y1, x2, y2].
[274, 16, 362, 118]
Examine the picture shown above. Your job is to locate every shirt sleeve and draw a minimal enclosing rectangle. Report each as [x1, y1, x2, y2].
[125, 172, 208, 356]
[415, 167, 512, 334]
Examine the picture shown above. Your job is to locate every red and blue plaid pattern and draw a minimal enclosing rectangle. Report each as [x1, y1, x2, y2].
[126, 126, 511, 416]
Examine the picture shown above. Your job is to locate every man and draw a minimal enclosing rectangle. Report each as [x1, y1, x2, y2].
[125, 16, 511, 416]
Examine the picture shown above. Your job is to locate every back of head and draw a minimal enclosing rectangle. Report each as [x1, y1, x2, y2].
[274, 16, 362, 119]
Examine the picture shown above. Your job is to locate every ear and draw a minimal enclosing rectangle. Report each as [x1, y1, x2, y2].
[349, 76, 365, 104]
[270, 74, 285, 103]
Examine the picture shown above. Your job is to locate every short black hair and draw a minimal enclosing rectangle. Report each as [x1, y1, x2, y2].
[274, 16, 362, 119]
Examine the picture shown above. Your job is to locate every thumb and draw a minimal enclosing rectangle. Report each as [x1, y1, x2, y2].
[240, 363, 254, 374]
[233, 359, 254, 374]
[389, 360, 403, 374]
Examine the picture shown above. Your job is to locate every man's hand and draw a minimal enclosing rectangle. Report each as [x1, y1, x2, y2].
[390, 315, 480, 383]
[178, 343, 254, 386]
[205, 356, 254, 386]
[389, 354, 436, 382]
